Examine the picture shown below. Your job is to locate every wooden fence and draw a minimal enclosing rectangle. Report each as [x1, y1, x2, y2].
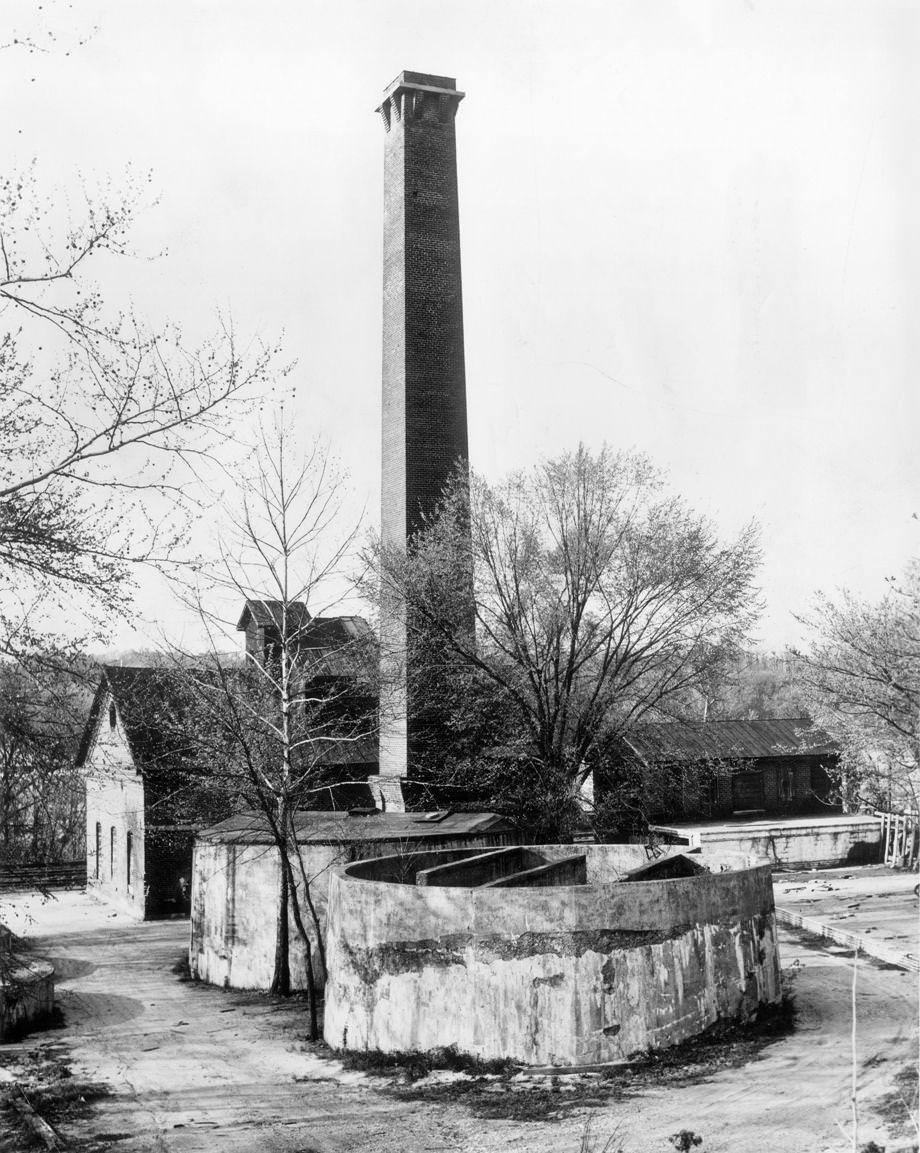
[875, 810, 920, 869]
[0, 860, 87, 892]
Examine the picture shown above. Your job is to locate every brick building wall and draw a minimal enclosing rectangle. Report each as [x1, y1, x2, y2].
[673, 756, 838, 820]
[380, 71, 468, 546]
[378, 71, 470, 781]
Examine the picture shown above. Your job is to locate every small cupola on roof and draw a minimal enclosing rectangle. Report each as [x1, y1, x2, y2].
[236, 599, 312, 664]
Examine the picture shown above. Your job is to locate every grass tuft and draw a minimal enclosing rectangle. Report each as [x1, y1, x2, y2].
[335, 1043, 514, 1082]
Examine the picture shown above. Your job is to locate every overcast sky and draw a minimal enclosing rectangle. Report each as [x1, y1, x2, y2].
[4, 0, 918, 653]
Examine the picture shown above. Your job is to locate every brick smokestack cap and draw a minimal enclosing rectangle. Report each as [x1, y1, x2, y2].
[376, 70, 465, 114]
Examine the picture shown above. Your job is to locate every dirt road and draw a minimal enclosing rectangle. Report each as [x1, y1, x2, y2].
[1, 892, 465, 1153]
[1, 889, 916, 1153]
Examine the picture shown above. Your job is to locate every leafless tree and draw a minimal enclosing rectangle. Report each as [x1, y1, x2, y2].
[0, 164, 278, 659]
[373, 443, 762, 839]
[170, 419, 373, 1035]
[796, 560, 920, 813]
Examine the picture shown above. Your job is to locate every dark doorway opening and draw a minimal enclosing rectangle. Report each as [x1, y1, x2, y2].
[732, 770, 765, 813]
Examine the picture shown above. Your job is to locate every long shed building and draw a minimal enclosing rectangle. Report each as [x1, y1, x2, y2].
[611, 717, 840, 822]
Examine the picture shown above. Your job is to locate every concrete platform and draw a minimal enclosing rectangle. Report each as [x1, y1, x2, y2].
[650, 813, 882, 870]
[774, 864, 919, 970]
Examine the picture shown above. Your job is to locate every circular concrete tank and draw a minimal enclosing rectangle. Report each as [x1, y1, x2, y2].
[323, 843, 782, 1066]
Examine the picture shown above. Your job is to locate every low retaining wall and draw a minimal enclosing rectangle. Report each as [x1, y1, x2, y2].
[323, 845, 781, 1066]
[0, 926, 55, 1041]
[651, 816, 882, 870]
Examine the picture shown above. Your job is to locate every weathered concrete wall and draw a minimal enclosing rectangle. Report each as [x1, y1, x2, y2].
[0, 928, 54, 1041]
[323, 846, 781, 1066]
[189, 840, 328, 991]
[484, 854, 587, 888]
[190, 831, 511, 991]
[652, 815, 883, 870]
[84, 697, 146, 918]
[416, 847, 546, 887]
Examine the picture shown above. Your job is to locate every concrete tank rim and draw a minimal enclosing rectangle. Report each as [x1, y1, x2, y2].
[322, 843, 782, 1065]
[1, 956, 55, 986]
[335, 843, 771, 889]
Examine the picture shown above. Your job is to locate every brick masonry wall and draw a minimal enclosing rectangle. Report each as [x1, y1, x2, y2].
[381, 73, 468, 548]
[763, 765, 780, 808]
[379, 73, 469, 779]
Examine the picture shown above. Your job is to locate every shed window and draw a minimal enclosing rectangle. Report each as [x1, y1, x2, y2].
[94, 822, 101, 879]
[126, 831, 133, 887]
[110, 827, 116, 878]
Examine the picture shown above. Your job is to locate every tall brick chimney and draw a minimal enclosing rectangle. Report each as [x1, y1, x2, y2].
[373, 71, 469, 808]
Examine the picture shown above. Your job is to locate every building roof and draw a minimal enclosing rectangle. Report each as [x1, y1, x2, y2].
[297, 619, 376, 679]
[620, 718, 839, 763]
[236, 599, 312, 633]
[76, 665, 377, 772]
[235, 601, 372, 648]
[236, 599, 375, 680]
[75, 665, 198, 769]
[298, 616, 374, 648]
[198, 808, 511, 845]
[74, 665, 235, 828]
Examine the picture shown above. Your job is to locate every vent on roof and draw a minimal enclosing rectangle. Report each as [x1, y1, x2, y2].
[348, 807, 379, 818]
[411, 809, 453, 824]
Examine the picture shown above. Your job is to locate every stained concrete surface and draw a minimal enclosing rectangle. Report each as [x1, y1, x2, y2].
[774, 865, 919, 966]
[652, 814, 883, 869]
[0, 885, 916, 1153]
[323, 848, 780, 1064]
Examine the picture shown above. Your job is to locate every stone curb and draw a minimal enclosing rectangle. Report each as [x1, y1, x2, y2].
[776, 905, 919, 972]
[8, 1088, 66, 1150]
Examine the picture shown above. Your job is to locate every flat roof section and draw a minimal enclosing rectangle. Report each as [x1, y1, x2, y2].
[198, 809, 510, 845]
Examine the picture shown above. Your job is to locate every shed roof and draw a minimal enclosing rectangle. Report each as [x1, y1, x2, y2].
[620, 718, 838, 763]
[199, 809, 510, 845]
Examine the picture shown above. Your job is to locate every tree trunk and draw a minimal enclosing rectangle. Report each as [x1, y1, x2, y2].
[270, 852, 291, 996]
[280, 846, 319, 1041]
[287, 815, 327, 985]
